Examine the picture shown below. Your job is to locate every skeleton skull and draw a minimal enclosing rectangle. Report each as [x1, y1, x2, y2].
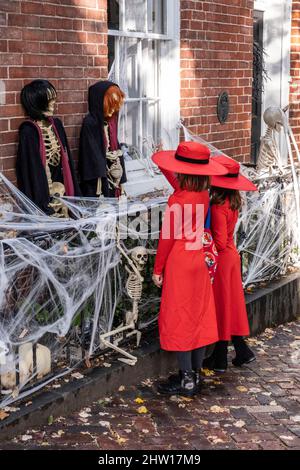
[130, 246, 148, 269]
[263, 107, 286, 133]
[51, 182, 65, 197]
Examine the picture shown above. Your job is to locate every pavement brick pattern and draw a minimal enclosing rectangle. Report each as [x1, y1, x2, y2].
[1, 320, 300, 450]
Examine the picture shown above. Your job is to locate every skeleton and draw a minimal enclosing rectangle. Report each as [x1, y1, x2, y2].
[49, 182, 69, 219]
[97, 124, 124, 196]
[257, 107, 286, 174]
[38, 120, 68, 218]
[100, 231, 151, 365]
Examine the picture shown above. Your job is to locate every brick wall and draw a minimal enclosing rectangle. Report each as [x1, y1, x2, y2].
[180, 0, 254, 162]
[290, 0, 300, 148]
[0, 0, 107, 183]
[0, 0, 256, 185]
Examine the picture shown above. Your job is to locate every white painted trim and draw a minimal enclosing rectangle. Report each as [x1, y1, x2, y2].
[108, 29, 172, 40]
[254, 0, 292, 163]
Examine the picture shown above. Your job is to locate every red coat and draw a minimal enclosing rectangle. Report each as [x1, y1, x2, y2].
[154, 170, 218, 351]
[211, 198, 250, 341]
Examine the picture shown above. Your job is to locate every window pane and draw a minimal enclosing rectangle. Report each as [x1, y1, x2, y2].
[119, 101, 140, 149]
[108, 0, 120, 30]
[125, 0, 146, 32]
[148, 0, 166, 34]
[143, 100, 159, 156]
[126, 39, 140, 98]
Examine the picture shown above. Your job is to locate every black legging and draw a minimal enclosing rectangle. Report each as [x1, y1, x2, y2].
[176, 347, 206, 371]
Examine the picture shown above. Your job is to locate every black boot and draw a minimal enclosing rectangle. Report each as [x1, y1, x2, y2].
[202, 347, 217, 370]
[163, 369, 202, 388]
[232, 336, 256, 367]
[213, 341, 228, 372]
[157, 370, 197, 397]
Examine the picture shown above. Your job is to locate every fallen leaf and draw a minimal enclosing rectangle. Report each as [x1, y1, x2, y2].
[0, 410, 9, 420]
[51, 430, 65, 438]
[234, 420, 246, 428]
[4, 406, 20, 413]
[18, 328, 28, 339]
[71, 372, 84, 380]
[183, 425, 194, 432]
[52, 384, 61, 389]
[137, 406, 148, 414]
[135, 397, 145, 404]
[85, 357, 92, 368]
[79, 411, 91, 419]
[201, 368, 215, 377]
[48, 415, 54, 425]
[208, 435, 225, 444]
[20, 434, 32, 442]
[210, 405, 228, 414]
[99, 420, 111, 428]
[180, 396, 193, 402]
[236, 386, 248, 393]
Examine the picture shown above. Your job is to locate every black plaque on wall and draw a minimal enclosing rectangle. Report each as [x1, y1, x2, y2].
[217, 91, 229, 124]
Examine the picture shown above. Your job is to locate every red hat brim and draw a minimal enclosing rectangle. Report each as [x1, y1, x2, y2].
[211, 173, 258, 191]
[152, 150, 228, 176]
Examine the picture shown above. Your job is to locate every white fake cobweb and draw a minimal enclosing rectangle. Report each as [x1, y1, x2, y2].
[0, 125, 299, 407]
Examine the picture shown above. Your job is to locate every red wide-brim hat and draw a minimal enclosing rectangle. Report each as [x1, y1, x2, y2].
[211, 155, 258, 191]
[152, 141, 228, 176]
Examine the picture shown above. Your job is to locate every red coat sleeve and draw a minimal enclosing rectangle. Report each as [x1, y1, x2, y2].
[211, 203, 228, 252]
[159, 167, 180, 191]
[153, 194, 178, 275]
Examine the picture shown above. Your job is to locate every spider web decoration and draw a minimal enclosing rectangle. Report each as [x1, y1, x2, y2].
[0, 172, 165, 407]
[0, 123, 300, 407]
[182, 124, 300, 287]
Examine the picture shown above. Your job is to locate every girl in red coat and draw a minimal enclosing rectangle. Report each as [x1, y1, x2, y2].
[204, 155, 257, 372]
[151, 142, 227, 396]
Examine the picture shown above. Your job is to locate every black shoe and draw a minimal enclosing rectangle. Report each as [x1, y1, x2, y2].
[161, 370, 203, 389]
[157, 370, 197, 397]
[232, 336, 256, 367]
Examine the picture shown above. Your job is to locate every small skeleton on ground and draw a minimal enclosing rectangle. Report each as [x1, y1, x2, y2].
[257, 106, 286, 174]
[100, 230, 153, 365]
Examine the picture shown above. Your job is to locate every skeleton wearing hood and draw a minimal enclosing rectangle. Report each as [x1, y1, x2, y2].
[78, 81, 127, 197]
[16, 80, 81, 216]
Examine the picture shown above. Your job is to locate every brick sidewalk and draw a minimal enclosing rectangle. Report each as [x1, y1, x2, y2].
[1, 320, 300, 450]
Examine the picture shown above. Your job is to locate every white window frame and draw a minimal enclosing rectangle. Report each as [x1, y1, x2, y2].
[254, 0, 292, 163]
[108, 0, 180, 162]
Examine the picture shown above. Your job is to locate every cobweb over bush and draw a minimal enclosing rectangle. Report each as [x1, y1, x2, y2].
[0, 130, 299, 406]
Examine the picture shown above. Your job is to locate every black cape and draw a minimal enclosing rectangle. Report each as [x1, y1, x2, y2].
[78, 80, 127, 197]
[16, 118, 81, 215]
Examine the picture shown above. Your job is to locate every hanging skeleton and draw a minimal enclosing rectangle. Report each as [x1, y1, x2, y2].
[39, 120, 68, 218]
[96, 123, 124, 196]
[257, 107, 286, 174]
[100, 231, 151, 365]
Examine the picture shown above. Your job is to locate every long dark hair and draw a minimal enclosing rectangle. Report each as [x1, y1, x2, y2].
[210, 187, 242, 211]
[20, 80, 57, 120]
[176, 173, 210, 192]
